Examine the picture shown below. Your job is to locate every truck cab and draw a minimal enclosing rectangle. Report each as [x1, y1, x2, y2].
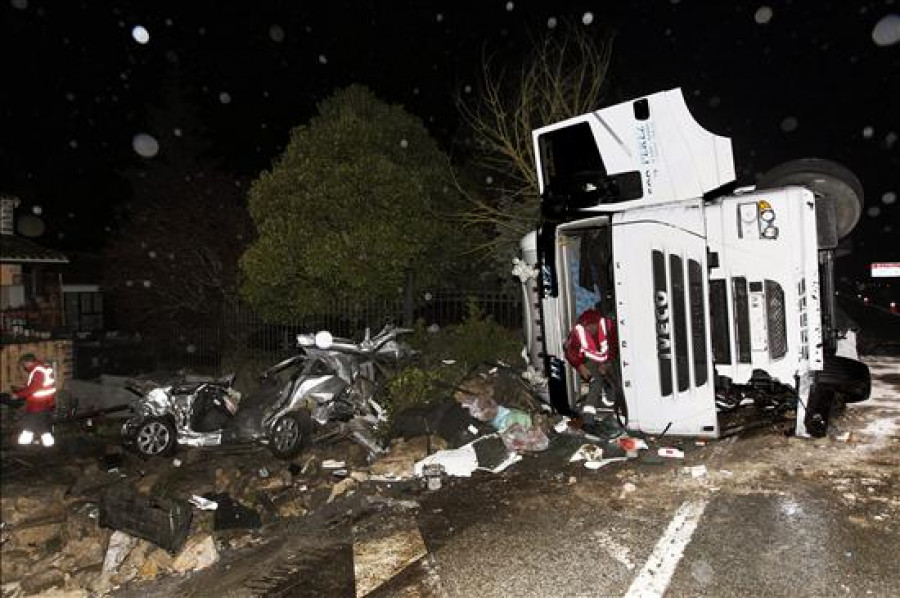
[520, 88, 869, 438]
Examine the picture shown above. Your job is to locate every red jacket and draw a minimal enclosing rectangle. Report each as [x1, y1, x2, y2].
[13, 360, 56, 413]
[564, 310, 617, 368]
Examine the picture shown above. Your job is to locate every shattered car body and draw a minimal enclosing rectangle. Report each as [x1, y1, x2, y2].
[122, 325, 413, 459]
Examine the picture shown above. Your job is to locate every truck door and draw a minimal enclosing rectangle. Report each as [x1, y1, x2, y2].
[611, 201, 718, 437]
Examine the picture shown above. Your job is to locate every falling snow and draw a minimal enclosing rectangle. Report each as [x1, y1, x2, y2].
[131, 25, 150, 44]
[883, 191, 897, 205]
[863, 126, 875, 138]
[436, 13, 444, 23]
[885, 131, 898, 148]
[173, 127, 182, 137]
[68, 139, 78, 149]
[32, 206, 42, 215]
[867, 206, 881, 218]
[872, 14, 900, 46]
[547, 17, 558, 29]
[318, 54, 328, 64]
[219, 91, 232, 104]
[269, 24, 285, 42]
[399, 139, 409, 149]
[10, 0, 27, 10]
[505, 2, 514, 12]
[780, 116, 799, 132]
[132, 133, 159, 158]
[754, 6, 773, 25]
[582, 12, 594, 25]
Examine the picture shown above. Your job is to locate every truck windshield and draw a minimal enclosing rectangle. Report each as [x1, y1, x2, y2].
[538, 123, 606, 195]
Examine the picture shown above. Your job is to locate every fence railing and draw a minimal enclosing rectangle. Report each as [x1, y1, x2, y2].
[73, 290, 524, 378]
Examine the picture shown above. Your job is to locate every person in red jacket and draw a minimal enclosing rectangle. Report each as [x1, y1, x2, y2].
[564, 306, 621, 412]
[11, 353, 57, 447]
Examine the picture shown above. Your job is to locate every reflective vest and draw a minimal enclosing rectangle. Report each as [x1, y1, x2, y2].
[21, 363, 57, 412]
[565, 318, 615, 368]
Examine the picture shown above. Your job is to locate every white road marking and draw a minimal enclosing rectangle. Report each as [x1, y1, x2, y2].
[623, 499, 708, 598]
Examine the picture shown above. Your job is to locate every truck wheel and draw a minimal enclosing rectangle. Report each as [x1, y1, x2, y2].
[135, 417, 177, 457]
[756, 158, 863, 240]
[816, 356, 871, 404]
[269, 410, 313, 459]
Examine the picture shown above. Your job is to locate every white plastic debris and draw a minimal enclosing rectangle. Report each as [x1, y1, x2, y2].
[258, 467, 270, 478]
[322, 459, 346, 469]
[682, 465, 708, 478]
[570, 444, 604, 463]
[172, 458, 182, 468]
[658, 447, 685, 459]
[554, 417, 572, 434]
[414, 445, 478, 478]
[189, 495, 218, 511]
[467, 424, 479, 435]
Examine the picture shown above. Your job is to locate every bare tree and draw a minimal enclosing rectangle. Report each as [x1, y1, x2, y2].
[456, 19, 615, 268]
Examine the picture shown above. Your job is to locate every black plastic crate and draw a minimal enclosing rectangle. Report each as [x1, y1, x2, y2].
[99, 489, 193, 554]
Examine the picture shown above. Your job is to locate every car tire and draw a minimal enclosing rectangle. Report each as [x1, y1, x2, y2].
[134, 417, 178, 457]
[816, 356, 871, 404]
[268, 410, 313, 460]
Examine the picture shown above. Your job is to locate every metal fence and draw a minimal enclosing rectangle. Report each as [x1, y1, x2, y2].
[73, 290, 524, 378]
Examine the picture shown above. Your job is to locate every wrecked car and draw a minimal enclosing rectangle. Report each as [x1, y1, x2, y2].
[122, 325, 413, 459]
[517, 87, 871, 439]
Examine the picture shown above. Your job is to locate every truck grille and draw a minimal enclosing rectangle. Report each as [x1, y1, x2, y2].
[732, 277, 751, 363]
[709, 280, 730, 364]
[652, 250, 710, 396]
[688, 260, 708, 386]
[670, 254, 690, 392]
[765, 280, 787, 359]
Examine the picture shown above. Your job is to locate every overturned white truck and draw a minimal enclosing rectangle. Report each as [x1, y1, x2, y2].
[519, 88, 870, 438]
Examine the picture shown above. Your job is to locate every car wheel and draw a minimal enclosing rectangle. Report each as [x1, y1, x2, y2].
[269, 410, 313, 459]
[135, 417, 177, 457]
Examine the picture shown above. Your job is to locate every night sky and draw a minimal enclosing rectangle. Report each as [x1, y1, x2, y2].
[1, 0, 898, 281]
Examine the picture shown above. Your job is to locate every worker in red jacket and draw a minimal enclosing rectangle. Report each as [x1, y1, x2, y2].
[564, 307, 621, 413]
[11, 353, 57, 447]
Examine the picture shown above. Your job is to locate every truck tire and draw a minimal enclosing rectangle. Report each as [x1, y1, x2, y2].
[816, 356, 871, 404]
[756, 158, 863, 240]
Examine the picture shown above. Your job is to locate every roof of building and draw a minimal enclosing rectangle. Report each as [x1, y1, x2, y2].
[0, 234, 69, 264]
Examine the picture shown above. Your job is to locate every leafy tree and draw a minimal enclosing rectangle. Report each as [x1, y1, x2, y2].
[241, 85, 466, 322]
[457, 19, 615, 271]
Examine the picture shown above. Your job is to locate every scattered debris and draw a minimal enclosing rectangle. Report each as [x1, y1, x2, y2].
[657, 447, 685, 459]
[570, 444, 604, 463]
[102, 530, 139, 575]
[682, 465, 708, 478]
[204, 494, 261, 530]
[188, 495, 218, 511]
[170, 534, 219, 574]
[322, 459, 346, 469]
[422, 463, 445, 490]
[328, 478, 358, 503]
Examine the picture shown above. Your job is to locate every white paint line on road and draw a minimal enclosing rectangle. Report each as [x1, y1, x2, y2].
[623, 499, 708, 598]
